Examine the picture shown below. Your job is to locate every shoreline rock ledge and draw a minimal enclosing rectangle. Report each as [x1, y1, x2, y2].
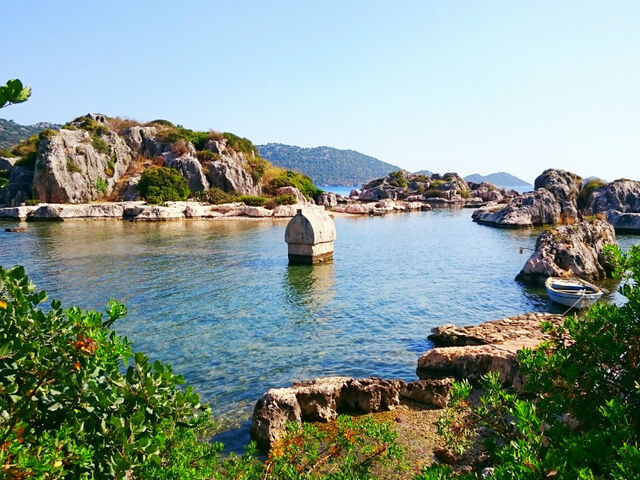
[250, 376, 453, 450]
[419, 312, 564, 388]
[515, 219, 617, 286]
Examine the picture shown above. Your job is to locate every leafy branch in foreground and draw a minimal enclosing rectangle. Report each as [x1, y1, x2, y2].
[421, 243, 640, 479]
[0, 79, 31, 109]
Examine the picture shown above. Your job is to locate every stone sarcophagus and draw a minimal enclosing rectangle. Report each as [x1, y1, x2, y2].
[284, 209, 336, 264]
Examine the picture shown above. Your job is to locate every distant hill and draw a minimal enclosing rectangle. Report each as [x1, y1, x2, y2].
[414, 169, 434, 176]
[464, 172, 532, 188]
[0, 119, 60, 149]
[257, 143, 400, 186]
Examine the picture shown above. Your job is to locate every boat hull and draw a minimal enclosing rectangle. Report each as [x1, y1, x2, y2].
[546, 289, 603, 309]
[545, 277, 604, 309]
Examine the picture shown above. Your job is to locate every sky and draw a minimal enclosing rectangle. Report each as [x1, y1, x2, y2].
[3, 1, 639, 184]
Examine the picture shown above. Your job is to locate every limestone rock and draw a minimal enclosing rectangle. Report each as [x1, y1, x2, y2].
[339, 378, 403, 413]
[428, 313, 564, 347]
[604, 210, 640, 234]
[292, 377, 351, 422]
[0, 205, 38, 220]
[242, 206, 273, 217]
[316, 191, 337, 208]
[473, 169, 581, 227]
[27, 203, 128, 220]
[163, 153, 209, 192]
[400, 378, 454, 408]
[203, 153, 260, 195]
[32, 128, 132, 203]
[1, 166, 33, 206]
[584, 179, 640, 214]
[121, 174, 141, 201]
[276, 186, 309, 205]
[122, 125, 172, 157]
[250, 387, 302, 450]
[516, 219, 617, 285]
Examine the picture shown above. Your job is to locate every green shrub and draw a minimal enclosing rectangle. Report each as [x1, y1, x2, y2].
[423, 189, 444, 198]
[24, 199, 41, 206]
[156, 126, 210, 150]
[105, 156, 116, 176]
[247, 155, 268, 183]
[430, 179, 444, 189]
[196, 187, 237, 205]
[390, 178, 408, 188]
[146, 119, 175, 127]
[66, 158, 82, 173]
[238, 195, 267, 206]
[138, 167, 190, 204]
[12, 134, 39, 169]
[196, 149, 220, 163]
[456, 189, 470, 199]
[0, 265, 215, 479]
[74, 116, 110, 136]
[222, 132, 256, 155]
[92, 135, 110, 155]
[578, 179, 607, 210]
[274, 194, 296, 205]
[427, 244, 640, 479]
[0, 148, 16, 157]
[38, 128, 58, 140]
[95, 177, 108, 195]
[267, 170, 321, 200]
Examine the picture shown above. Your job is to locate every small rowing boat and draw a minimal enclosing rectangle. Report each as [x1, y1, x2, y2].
[545, 277, 604, 309]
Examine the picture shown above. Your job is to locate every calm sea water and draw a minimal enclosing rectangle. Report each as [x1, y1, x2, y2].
[1, 210, 637, 446]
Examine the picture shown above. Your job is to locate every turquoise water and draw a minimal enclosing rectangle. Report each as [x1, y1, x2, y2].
[1, 210, 637, 445]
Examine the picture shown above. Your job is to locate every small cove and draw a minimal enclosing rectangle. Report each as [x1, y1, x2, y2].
[1, 209, 637, 445]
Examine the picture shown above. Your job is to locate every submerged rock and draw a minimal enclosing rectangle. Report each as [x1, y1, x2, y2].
[515, 219, 617, 285]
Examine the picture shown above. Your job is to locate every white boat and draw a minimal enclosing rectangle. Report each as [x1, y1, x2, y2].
[545, 277, 603, 309]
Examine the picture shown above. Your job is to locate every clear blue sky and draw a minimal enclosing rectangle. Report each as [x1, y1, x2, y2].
[3, 1, 639, 183]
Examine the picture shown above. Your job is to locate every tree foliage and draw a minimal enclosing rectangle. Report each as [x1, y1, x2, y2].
[0, 79, 31, 110]
[138, 167, 191, 204]
[426, 244, 640, 479]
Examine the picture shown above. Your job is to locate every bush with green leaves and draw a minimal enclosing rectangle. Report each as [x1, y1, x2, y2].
[268, 170, 322, 200]
[424, 244, 640, 479]
[92, 135, 110, 155]
[95, 178, 108, 196]
[0, 79, 31, 109]
[138, 167, 190, 204]
[0, 265, 215, 479]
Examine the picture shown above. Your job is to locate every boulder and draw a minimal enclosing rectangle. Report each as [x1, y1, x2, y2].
[121, 174, 141, 201]
[604, 211, 640, 234]
[251, 376, 451, 450]
[0, 205, 38, 220]
[473, 169, 581, 228]
[250, 387, 302, 450]
[1, 166, 33, 206]
[315, 191, 337, 208]
[516, 219, 617, 285]
[203, 154, 260, 196]
[399, 378, 454, 408]
[163, 153, 209, 192]
[584, 179, 640, 214]
[276, 186, 310, 205]
[122, 125, 172, 157]
[27, 203, 127, 220]
[418, 313, 565, 388]
[32, 128, 132, 203]
[242, 206, 273, 217]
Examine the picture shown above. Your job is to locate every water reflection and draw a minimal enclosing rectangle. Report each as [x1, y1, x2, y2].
[284, 262, 335, 309]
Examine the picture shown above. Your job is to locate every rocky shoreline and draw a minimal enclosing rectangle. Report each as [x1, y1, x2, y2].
[250, 312, 563, 450]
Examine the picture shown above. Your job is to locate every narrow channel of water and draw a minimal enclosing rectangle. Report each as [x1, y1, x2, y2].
[1, 209, 637, 444]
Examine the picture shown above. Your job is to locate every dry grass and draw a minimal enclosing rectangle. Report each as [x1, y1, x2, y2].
[106, 117, 141, 134]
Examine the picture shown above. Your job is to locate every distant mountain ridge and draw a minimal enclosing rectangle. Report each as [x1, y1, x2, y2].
[0, 118, 60, 149]
[257, 143, 400, 187]
[464, 172, 532, 188]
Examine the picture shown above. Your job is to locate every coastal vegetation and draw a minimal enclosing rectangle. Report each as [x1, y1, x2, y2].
[138, 167, 191, 204]
[418, 244, 640, 479]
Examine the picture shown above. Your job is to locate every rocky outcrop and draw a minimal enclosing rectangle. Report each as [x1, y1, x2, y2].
[203, 155, 260, 196]
[331, 199, 430, 216]
[1, 166, 33, 206]
[32, 128, 132, 203]
[163, 153, 209, 192]
[418, 313, 564, 387]
[316, 191, 337, 208]
[515, 219, 617, 285]
[473, 169, 581, 228]
[276, 186, 312, 205]
[583, 180, 640, 233]
[251, 376, 453, 449]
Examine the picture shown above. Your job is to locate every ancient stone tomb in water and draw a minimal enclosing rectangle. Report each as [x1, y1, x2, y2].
[284, 209, 336, 264]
